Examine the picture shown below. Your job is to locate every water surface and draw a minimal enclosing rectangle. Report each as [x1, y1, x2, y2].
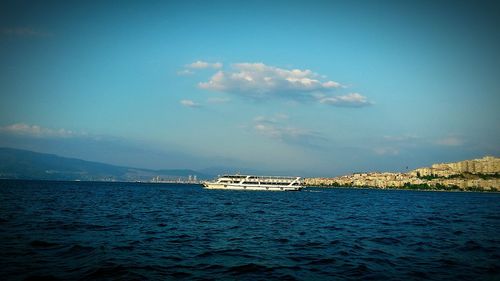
[0, 180, 499, 280]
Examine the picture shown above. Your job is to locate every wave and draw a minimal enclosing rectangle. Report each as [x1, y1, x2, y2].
[0, 180, 498, 281]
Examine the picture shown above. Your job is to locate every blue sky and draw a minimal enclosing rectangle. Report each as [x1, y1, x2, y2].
[0, 0, 499, 176]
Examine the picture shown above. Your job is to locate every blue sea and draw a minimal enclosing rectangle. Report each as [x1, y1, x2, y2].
[0, 180, 499, 280]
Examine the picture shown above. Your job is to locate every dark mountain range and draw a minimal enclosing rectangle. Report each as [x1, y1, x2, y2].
[0, 147, 211, 181]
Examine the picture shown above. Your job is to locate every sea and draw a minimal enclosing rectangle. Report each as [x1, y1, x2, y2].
[0, 180, 499, 280]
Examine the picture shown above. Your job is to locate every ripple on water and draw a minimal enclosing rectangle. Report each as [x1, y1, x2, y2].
[23, 275, 62, 281]
[306, 257, 337, 266]
[81, 263, 146, 280]
[29, 240, 61, 248]
[341, 263, 372, 279]
[369, 237, 401, 246]
[225, 263, 273, 275]
[59, 244, 96, 258]
[459, 240, 492, 253]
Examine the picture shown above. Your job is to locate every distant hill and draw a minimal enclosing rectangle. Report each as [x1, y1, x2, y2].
[0, 147, 211, 181]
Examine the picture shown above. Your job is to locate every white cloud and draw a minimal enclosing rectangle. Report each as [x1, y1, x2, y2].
[0, 123, 80, 138]
[318, 93, 372, 107]
[435, 136, 464, 146]
[186, 60, 223, 70]
[252, 115, 326, 149]
[180, 99, 201, 108]
[178, 60, 223, 76]
[182, 61, 372, 108]
[207, 97, 230, 104]
[383, 135, 419, 142]
[253, 113, 288, 124]
[177, 69, 194, 76]
[254, 123, 283, 139]
[373, 147, 400, 156]
[370, 134, 465, 156]
[198, 62, 341, 98]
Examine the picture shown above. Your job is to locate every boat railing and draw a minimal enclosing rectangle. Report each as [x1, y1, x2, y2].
[220, 175, 301, 180]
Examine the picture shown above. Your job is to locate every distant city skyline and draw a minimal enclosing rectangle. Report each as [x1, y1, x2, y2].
[1, 0, 499, 176]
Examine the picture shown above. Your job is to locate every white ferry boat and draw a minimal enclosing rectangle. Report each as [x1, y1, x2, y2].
[202, 174, 303, 191]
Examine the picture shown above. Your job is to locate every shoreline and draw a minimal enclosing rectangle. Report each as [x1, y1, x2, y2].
[1, 178, 499, 193]
[305, 185, 500, 193]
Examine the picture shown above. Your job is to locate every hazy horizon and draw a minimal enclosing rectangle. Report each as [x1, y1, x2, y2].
[1, 1, 499, 177]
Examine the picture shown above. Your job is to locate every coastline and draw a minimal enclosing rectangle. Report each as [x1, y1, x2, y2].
[1, 178, 498, 193]
[305, 185, 500, 193]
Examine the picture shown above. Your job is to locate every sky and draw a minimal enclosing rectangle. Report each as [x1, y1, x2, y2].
[0, 0, 499, 176]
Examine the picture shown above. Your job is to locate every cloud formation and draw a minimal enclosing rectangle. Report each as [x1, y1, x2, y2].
[0, 123, 80, 138]
[180, 99, 201, 108]
[186, 60, 223, 70]
[199, 62, 341, 98]
[253, 114, 327, 149]
[177, 69, 194, 76]
[373, 147, 400, 156]
[435, 136, 464, 146]
[369, 134, 469, 158]
[207, 97, 230, 104]
[318, 93, 372, 107]
[182, 61, 372, 108]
